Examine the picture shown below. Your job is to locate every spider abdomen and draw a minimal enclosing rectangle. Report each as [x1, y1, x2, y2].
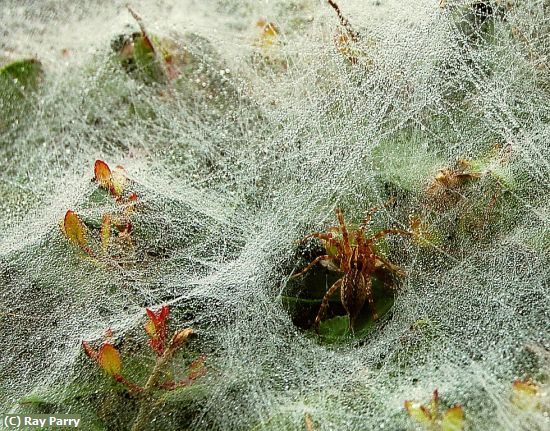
[341, 269, 371, 328]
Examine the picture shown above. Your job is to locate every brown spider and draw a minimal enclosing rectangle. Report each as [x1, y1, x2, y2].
[425, 159, 481, 199]
[292, 206, 411, 331]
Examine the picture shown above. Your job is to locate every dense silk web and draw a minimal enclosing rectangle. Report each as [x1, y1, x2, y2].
[1, 1, 548, 430]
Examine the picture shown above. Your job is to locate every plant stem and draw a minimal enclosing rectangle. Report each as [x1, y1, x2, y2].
[129, 348, 175, 431]
[129, 329, 193, 431]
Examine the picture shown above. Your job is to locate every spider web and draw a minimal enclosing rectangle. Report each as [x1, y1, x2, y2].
[0, 0, 549, 430]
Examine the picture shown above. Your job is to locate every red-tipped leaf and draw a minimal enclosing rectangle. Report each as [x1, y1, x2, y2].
[82, 341, 98, 360]
[94, 160, 112, 189]
[144, 305, 169, 355]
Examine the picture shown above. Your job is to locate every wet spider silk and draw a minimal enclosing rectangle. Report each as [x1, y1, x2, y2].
[0, 0, 549, 430]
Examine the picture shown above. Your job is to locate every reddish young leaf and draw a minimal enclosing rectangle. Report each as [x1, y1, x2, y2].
[97, 343, 122, 376]
[82, 341, 98, 361]
[82, 336, 140, 392]
[94, 160, 128, 198]
[116, 221, 133, 236]
[144, 305, 169, 355]
[94, 160, 112, 190]
[63, 210, 88, 250]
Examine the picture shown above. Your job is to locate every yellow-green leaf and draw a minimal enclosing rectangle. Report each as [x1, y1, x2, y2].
[143, 319, 156, 338]
[441, 406, 464, 431]
[111, 165, 127, 197]
[63, 210, 87, 249]
[405, 400, 432, 425]
[169, 328, 194, 351]
[100, 214, 111, 252]
[97, 343, 122, 376]
[305, 413, 315, 431]
[255, 19, 279, 49]
[410, 216, 443, 247]
[512, 381, 539, 410]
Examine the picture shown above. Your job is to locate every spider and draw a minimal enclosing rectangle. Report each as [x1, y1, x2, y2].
[425, 145, 512, 220]
[292, 206, 412, 331]
[425, 159, 481, 199]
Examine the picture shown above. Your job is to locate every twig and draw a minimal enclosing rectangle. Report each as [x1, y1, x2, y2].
[327, 0, 359, 41]
[126, 4, 169, 82]
[129, 329, 193, 431]
[126, 5, 155, 52]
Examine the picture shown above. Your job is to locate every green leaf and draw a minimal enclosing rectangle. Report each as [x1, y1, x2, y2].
[18, 393, 56, 408]
[283, 273, 395, 344]
[133, 34, 166, 83]
[0, 59, 43, 92]
[315, 288, 394, 344]
[0, 58, 43, 130]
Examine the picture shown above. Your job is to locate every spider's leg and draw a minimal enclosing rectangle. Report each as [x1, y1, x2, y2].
[375, 254, 406, 277]
[335, 209, 352, 265]
[360, 206, 380, 232]
[298, 231, 346, 273]
[314, 278, 343, 331]
[456, 172, 482, 180]
[301, 232, 343, 255]
[303, 232, 338, 248]
[299, 232, 333, 244]
[360, 197, 396, 231]
[291, 255, 334, 279]
[366, 228, 411, 245]
[355, 229, 367, 254]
